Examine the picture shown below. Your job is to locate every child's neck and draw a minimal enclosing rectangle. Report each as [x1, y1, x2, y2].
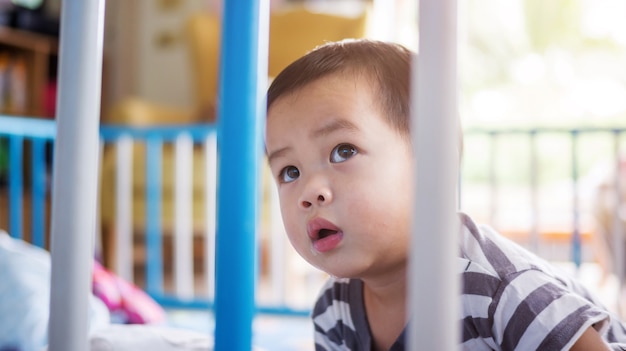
[362, 269, 407, 351]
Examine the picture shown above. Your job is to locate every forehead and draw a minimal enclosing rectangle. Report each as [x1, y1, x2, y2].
[267, 73, 378, 122]
[265, 74, 388, 150]
[268, 79, 376, 146]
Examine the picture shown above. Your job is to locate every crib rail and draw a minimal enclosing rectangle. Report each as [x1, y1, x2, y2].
[100, 123, 321, 315]
[99, 124, 217, 303]
[0, 115, 55, 248]
[0, 115, 319, 316]
[462, 127, 625, 271]
[2, 115, 625, 315]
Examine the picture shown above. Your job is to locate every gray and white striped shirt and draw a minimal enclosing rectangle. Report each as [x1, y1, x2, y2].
[312, 213, 626, 350]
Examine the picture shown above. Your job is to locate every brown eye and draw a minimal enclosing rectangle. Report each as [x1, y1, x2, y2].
[279, 166, 300, 183]
[330, 143, 358, 163]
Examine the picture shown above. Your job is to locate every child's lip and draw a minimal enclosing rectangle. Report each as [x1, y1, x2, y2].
[306, 217, 341, 241]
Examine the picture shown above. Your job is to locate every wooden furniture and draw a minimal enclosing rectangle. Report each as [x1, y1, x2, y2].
[0, 26, 58, 118]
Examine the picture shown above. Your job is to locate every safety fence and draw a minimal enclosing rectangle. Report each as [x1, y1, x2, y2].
[0, 115, 321, 316]
[461, 127, 625, 284]
[1, 115, 625, 314]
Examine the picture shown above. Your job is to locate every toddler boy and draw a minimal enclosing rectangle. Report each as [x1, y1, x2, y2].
[265, 39, 626, 350]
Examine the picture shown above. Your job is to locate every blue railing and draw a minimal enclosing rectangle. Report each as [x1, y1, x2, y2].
[0, 115, 55, 247]
[101, 123, 219, 306]
[0, 114, 312, 317]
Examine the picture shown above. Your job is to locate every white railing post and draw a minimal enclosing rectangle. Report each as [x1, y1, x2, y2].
[174, 133, 194, 299]
[48, 0, 106, 350]
[409, 0, 459, 350]
[204, 133, 217, 300]
[115, 135, 134, 281]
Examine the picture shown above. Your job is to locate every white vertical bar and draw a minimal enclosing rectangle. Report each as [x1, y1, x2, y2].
[48, 0, 105, 350]
[175, 133, 194, 299]
[269, 178, 286, 304]
[409, 0, 459, 350]
[204, 133, 217, 300]
[115, 135, 134, 282]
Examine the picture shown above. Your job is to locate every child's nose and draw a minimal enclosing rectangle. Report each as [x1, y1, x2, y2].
[299, 178, 332, 209]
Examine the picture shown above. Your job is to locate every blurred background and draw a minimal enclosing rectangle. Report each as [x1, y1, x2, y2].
[0, 0, 625, 343]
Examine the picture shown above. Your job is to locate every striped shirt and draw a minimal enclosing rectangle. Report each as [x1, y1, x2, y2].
[312, 213, 626, 350]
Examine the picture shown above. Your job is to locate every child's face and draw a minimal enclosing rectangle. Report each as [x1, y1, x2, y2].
[266, 74, 414, 280]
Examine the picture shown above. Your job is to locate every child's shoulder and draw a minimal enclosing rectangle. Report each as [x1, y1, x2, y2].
[458, 212, 590, 299]
[458, 212, 601, 308]
[458, 212, 554, 278]
[457, 215, 618, 349]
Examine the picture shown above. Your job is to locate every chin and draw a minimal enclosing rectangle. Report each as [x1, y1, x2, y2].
[317, 262, 368, 280]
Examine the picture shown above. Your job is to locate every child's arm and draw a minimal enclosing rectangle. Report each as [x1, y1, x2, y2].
[570, 327, 612, 351]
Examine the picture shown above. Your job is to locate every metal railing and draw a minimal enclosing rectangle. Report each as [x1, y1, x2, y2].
[462, 127, 625, 282]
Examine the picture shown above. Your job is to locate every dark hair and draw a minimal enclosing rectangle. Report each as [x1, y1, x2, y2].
[266, 39, 412, 137]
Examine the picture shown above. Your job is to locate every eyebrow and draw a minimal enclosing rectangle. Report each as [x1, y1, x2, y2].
[267, 146, 290, 165]
[310, 118, 359, 138]
[267, 118, 359, 164]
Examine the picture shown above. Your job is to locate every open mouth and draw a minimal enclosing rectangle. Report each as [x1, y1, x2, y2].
[307, 218, 343, 252]
[307, 217, 340, 241]
[317, 228, 338, 240]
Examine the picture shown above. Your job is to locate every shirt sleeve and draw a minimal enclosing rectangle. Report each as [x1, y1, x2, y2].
[491, 268, 610, 351]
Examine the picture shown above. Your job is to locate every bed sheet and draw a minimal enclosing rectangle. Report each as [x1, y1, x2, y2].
[166, 309, 314, 351]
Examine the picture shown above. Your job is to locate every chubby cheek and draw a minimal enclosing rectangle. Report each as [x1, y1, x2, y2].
[279, 197, 312, 258]
[351, 197, 406, 237]
[352, 181, 412, 239]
